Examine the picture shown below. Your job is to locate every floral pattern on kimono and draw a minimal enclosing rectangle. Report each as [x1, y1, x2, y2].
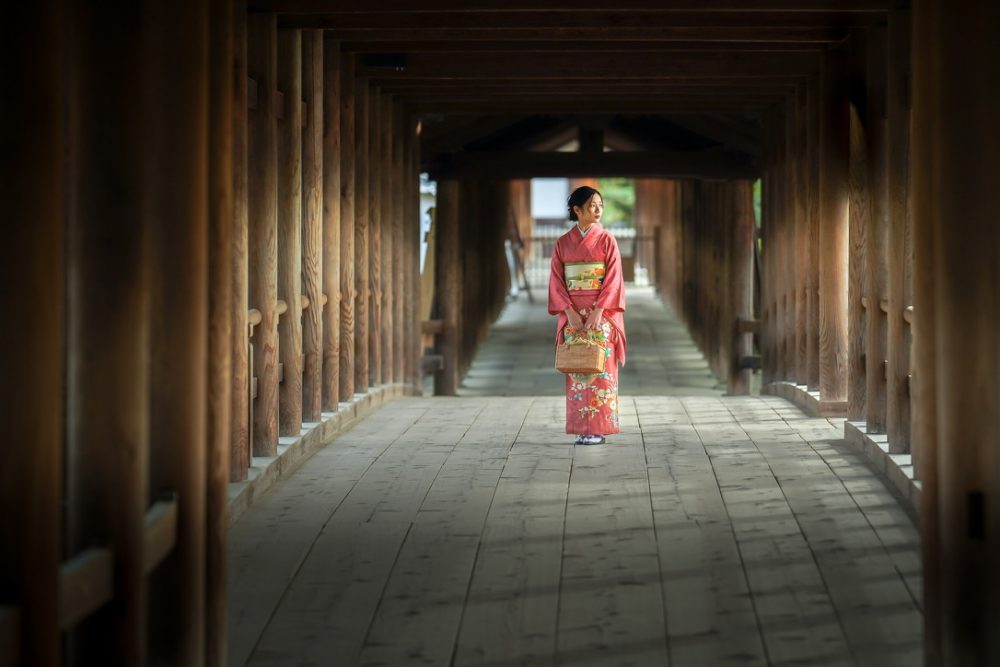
[564, 318, 620, 435]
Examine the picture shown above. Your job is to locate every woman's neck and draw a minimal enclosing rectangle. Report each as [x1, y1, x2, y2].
[577, 221, 596, 234]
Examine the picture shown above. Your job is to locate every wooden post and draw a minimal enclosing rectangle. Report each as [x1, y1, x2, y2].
[229, 0, 249, 483]
[369, 87, 383, 386]
[206, 0, 235, 663]
[393, 105, 406, 384]
[301, 30, 324, 422]
[408, 116, 422, 390]
[0, 5, 64, 665]
[247, 13, 279, 456]
[66, 4, 151, 663]
[805, 77, 821, 390]
[435, 179, 460, 395]
[354, 79, 370, 393]
[887, 11, 912, 454]
[865, 25, 889, 434]
[793, 88, 810, 385]
[728, 181, 754, 395]
[847, 98, 869, 421]
[382, 94, 395, 385]
[339, 55, 356, 402]
[909, 4, 939, 663]
[147, 2, 210, 662]
[276, 28, 303, 437]
[818, 47, 850, 407]
[322, 37, 341, 411]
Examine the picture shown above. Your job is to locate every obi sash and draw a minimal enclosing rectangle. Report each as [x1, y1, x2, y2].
[564, 261, 606, 291]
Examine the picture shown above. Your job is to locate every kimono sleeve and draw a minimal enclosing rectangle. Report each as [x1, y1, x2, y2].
[548, 241, 574, 315]
[594, 234, 626, 313]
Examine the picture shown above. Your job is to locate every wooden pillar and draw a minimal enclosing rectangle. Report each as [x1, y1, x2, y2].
[338, 54, 356, 402]
[229, 0, 249, 483]
[887, 11, 913, 454]
[729, 181, 755, 395]
[805, 77, 822, 390]
[909, 3, 939, 662]
[393, 105, 406, 384]
[147, 2, 210, 662]
[382, 95, 395, 384]
[793, 88, 810, 385]
[818, 47, 850, 405]
[301, 30, 324, 422]
[321, 37, 341, 412]
[408, 117, 422, 390]
[0, 5, 64, 665]
[247, 13, 279, 456]
[66, 4, 151, 663]
[369, 88, 383, 386]
[914, 2, 1000, 663]
[276, 28, 303, 436]
[865, 26, 890, 434]
[847, 97, 869, 421]
[435, 179, 461, 395]
[760, 142, 776, 384]
[206, 0, 235, 663]
[354, 79, 370, 393]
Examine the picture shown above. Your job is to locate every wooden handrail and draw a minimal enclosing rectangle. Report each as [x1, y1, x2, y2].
[903, 306, 913, 324]
[0, 606, 17, 666]
[58, 547, 113, 629]
[143, 494, 178, 575]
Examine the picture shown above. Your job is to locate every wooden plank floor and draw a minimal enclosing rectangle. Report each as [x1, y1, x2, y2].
[229, 289, 921, 667]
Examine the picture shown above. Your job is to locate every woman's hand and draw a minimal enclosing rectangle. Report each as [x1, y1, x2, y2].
[565, 307, 584, 331]
[584, 307, 604, 330]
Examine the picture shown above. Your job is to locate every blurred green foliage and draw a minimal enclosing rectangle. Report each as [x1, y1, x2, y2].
[596, 177, 635, 228]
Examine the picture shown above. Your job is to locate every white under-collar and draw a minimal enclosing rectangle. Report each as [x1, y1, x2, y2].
[577, 223, 592, 237]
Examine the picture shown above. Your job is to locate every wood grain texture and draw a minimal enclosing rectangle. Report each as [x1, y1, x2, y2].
[339, 52, 356, 402]
[321, 37, 341, 412]
[434, 180, 461, 395]
[369, 87, 383, 386]
[805, 77, 821, 390]
[354, 79, 370, 393]
[408, 116, 422, 388]
[393, 104, 406, 384]
[0, 4, 64, 663]
[276, 28, 303, 436]
[793, 90, 809, 384]
[817, 48, 850, 403]
[66, 4, 151, 662]
[230, 0, 250, 483]
[248, 13, 280, 455]
[847, 101, 868, 421]
[301, 30, 324, 422]
[206, 0, 235, 663]
[381, 94, 395, 385]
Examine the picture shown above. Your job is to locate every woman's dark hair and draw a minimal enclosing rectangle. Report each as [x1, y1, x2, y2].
[567, 186, 603, 222]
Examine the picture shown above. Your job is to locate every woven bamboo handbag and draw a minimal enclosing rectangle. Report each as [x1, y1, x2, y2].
[555, 336, 606, 374]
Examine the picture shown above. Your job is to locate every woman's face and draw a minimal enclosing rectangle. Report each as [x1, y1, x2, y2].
[574, 194, 604, 226]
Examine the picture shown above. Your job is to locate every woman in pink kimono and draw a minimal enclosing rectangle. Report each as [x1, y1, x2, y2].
[548, 186, 627, 445]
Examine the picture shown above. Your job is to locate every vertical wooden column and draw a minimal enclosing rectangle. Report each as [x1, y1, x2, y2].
[206, 0, 235, 664]
[146, 1, 210, 662]
[435, 179, 461, 395]
[729, 181, 755, 395]
[382, 95, 395, 385]
[805, 77, 822, 390]
[793, 88, 810, 384]
[865, 26, 889, 434]
[847, 97, 869, 421]
[247, 14, 279, 456]
[276, 28, 303, 436]
[66, 4, 151, 663]
[321, 37, 341, 411]
[760, 139, 776, 384]
[0, 5, 64, 665]
[909, 3, 939, 662]
[818, 47, 850, 406]
[393, 105, 406, 384]
[301, 30, 324, 422]
[338, 55, 356, 402]
[368, 88, 383, 386]
[354, 79, 370, 393]
[230, 0, 249, 483]
[914, 2, 1000, 663]
[887, 11, 912, 454]
[408, 117, 422, 390]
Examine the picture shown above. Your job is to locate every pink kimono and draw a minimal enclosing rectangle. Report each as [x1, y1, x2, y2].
[548, 223, 627, 435]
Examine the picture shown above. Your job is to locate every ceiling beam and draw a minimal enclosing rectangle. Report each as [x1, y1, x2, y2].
[259, 1, 891, 14]
[426, 149, 760, 180]
[343, 41, 828, 53]
[358, 52, 819, 80]
[412, 101, 772, 114]
[317, 27, 851, 43]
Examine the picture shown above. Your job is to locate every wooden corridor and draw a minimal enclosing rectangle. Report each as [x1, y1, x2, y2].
[229, 289, 922, 666]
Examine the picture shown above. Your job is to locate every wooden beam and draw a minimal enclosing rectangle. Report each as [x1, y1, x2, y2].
[343, 40, 830, 53]
[1, 4, 64, 664]
[434, 180, 461, 395]
[412, 101, 777, 114]
[259, 0, 892, 11]
[302, 30, 325, 421]
[393, 104, 406, 384]
[358, 51, 820, 80]
[381, 94, 394, 384]
[321, 36, 341, 411]
[338, 53, 357, 402]
[427, 150, 759, 180]
[248, 13, 280, 456]
[354, 79, 370, 393]
[368, 87, 382, 386]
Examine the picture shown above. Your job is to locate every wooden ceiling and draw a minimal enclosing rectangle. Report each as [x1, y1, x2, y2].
[253, 1, 891, 177]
